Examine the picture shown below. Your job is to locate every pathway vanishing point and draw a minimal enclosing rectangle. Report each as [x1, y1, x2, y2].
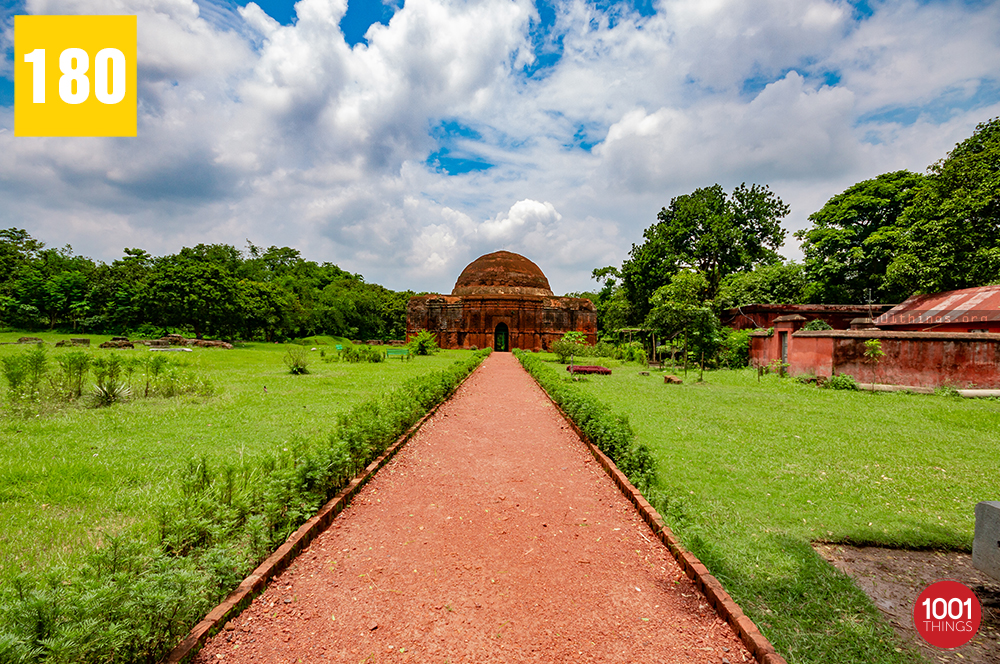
[192, 352, 753, 663]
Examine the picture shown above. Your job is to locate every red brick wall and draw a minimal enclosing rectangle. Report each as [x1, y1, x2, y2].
[773, 330, 1000, 388]
[407, 294, 597, 351]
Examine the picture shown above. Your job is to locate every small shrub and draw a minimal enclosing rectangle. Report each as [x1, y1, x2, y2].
[92, 380, 131, 407]
[825, 373, 858, 391]
[92, 354, 124, 389]
[550, 339, 583, 363]
[408, 330, 439, 356]
[617, 341, 647, 365]
[592, 341, 617, 358]
[934, 385, 961, 398]
[803, 318, 833, 331]
[339, 344, 385, 363]
[717, 328, 752, 368]
[55, 350, 91, 399]
[284, 346, 310, 374]
[1, 354, 29, 396]
[23, 346, 48, 392]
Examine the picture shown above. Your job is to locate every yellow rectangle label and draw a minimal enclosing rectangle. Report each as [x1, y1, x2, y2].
[15, 15, 138, 137]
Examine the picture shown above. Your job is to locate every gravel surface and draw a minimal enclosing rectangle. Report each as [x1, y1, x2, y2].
[193, 352, 751, 663]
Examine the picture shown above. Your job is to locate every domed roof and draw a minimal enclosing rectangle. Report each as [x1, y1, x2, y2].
[452, 251, 553, 297]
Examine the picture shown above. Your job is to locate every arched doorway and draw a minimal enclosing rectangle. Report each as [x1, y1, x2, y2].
[494, 323, 509, 352]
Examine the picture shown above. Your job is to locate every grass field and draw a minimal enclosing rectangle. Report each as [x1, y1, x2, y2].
[0, 332, 474, 575]
[564, 364, 1000, 663]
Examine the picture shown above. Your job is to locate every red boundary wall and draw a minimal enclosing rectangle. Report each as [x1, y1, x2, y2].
[752, 329, 1000, 388]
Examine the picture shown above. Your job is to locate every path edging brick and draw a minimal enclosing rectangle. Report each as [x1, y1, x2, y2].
[162, 360, 485, 664]
[532, 371, 789, 664]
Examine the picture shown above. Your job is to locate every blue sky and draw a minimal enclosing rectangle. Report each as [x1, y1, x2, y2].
[1, 0, 999, 293]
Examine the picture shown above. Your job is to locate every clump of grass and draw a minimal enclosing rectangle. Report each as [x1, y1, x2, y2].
[934, 384, 960, 397]
[283, 346, 310, 374]
[91, 380, 131, 407]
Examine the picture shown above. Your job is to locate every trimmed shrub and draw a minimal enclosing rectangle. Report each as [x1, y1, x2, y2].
[514, 349, 656, 492]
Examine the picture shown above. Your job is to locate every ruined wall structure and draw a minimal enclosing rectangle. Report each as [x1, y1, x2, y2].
[750, 287, 1000, 388]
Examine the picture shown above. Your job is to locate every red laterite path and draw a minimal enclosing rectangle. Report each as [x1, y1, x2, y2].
[193, 352, 750, 663]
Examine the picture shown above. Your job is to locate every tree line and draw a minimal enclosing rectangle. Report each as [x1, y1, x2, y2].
[581, 116, 1000, 364]
[0, 237, 412, 342]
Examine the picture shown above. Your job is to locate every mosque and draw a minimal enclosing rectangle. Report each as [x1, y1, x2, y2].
[406, 251, 597, 351]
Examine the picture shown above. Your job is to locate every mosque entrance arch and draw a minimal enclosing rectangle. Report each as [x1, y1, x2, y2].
[494, 323, 509, 352]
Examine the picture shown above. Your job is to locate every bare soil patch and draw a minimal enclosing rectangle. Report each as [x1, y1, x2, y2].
[193, 353, 751, 663]
[814, 544, 1000, 663]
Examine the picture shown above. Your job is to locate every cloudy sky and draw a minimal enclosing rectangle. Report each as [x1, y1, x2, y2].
[1, 0, 999, 294]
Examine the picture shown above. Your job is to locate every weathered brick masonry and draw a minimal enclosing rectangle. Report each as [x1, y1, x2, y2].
[407, 251, 597, 351]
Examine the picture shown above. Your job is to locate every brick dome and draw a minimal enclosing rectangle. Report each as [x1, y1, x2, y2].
[452, 251, 553, 297]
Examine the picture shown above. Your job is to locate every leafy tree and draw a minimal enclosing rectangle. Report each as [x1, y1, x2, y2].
[144, 253, 241, 339]
[237, 279, 297, 342]
[795, 170, 925, 303]
[620, 183, 789, 319]
[885, 117, 1000, 294]
[716, 262, 809, 309]
[94, 248, 155, 332]
[644, 270, 720, 362]
[0, 228, 44, 296]
[0, 230, 415, 342]
[587, 267, 634, 334]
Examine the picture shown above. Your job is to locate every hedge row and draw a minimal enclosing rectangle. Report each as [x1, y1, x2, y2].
[0, 349, 490, 664]
[513, 350, 657, 494]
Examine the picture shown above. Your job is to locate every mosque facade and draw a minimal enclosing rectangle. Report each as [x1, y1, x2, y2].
[406, 251, 597, 351]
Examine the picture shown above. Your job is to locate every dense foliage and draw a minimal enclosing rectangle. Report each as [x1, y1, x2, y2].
[586, 116, 1000, 369]
[611, 182, 789, 320]
[0, 235, 412, 342]
[795, 171, 925, 304]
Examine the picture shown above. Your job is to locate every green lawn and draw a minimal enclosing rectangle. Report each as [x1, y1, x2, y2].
[0, 333, 473, 574]
[570, 365, 1000, 663]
